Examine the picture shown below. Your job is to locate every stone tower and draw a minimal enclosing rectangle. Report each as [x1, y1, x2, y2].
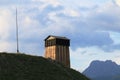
[44, 35, 70, 67]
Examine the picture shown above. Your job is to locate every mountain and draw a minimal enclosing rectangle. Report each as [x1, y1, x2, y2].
[83, 60, 120, 80]
[0, 52, 89, 80]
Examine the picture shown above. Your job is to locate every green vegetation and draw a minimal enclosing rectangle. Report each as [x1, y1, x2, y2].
[0, 53, 90, 80]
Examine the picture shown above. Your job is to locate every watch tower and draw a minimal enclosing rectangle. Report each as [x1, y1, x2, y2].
[44, 35, 70, 67]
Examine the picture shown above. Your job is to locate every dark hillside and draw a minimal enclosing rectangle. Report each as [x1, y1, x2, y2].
[0, 53, 89, 80]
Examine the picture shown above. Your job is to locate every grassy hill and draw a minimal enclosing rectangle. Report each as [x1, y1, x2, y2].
[0, 52, 90, 80]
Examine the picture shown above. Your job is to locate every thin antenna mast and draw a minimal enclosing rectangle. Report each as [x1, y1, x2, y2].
[16, 8, 19, 53]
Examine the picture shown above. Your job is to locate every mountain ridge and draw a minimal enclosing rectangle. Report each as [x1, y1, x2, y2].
[83, 60, 120, 80]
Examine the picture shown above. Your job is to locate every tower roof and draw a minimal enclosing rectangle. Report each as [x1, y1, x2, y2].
[44, 35, 69, 41]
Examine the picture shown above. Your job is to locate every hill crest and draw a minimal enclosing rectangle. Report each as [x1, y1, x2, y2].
[0, 52, 89, 80]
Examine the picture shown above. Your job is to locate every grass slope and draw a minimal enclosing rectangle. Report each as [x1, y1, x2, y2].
[0, 53, 90, 80]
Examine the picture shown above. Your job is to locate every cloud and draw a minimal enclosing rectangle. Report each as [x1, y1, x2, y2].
[101, 44, 120, 52]
[32, 0, 61, 7]
[0, 42, 15, 52]
[0, 0, 120, 54]
[115, 0, 120, 6]
[0, 8, 13, 39]
[66, 0, 120, 51]
[113, 54, 120, 64]
[110, 32, 120, 44]
[0, 0, 32, 6]
[70, 31, 113, 49]
[87, 2, 120, 32]
[0, 8, 17, 52]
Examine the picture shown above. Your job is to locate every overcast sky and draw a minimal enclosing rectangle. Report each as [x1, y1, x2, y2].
[0, 0, 120, 72]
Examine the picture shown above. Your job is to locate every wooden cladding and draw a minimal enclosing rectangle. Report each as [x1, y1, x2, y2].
[55, 45, 70, 67]
[45, 39, 70, 47]
[44, 35, 70, 67]
[45, 45, 70, 67]
[45, 46, 56, 60]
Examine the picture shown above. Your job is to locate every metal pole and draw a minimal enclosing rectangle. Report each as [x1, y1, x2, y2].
[16, 8, 19, 53]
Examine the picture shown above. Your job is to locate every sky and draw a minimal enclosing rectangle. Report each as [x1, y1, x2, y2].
[0, 0, 120, 72]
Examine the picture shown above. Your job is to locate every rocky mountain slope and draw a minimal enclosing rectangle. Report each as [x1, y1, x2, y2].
[83, 60, 120, 80]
